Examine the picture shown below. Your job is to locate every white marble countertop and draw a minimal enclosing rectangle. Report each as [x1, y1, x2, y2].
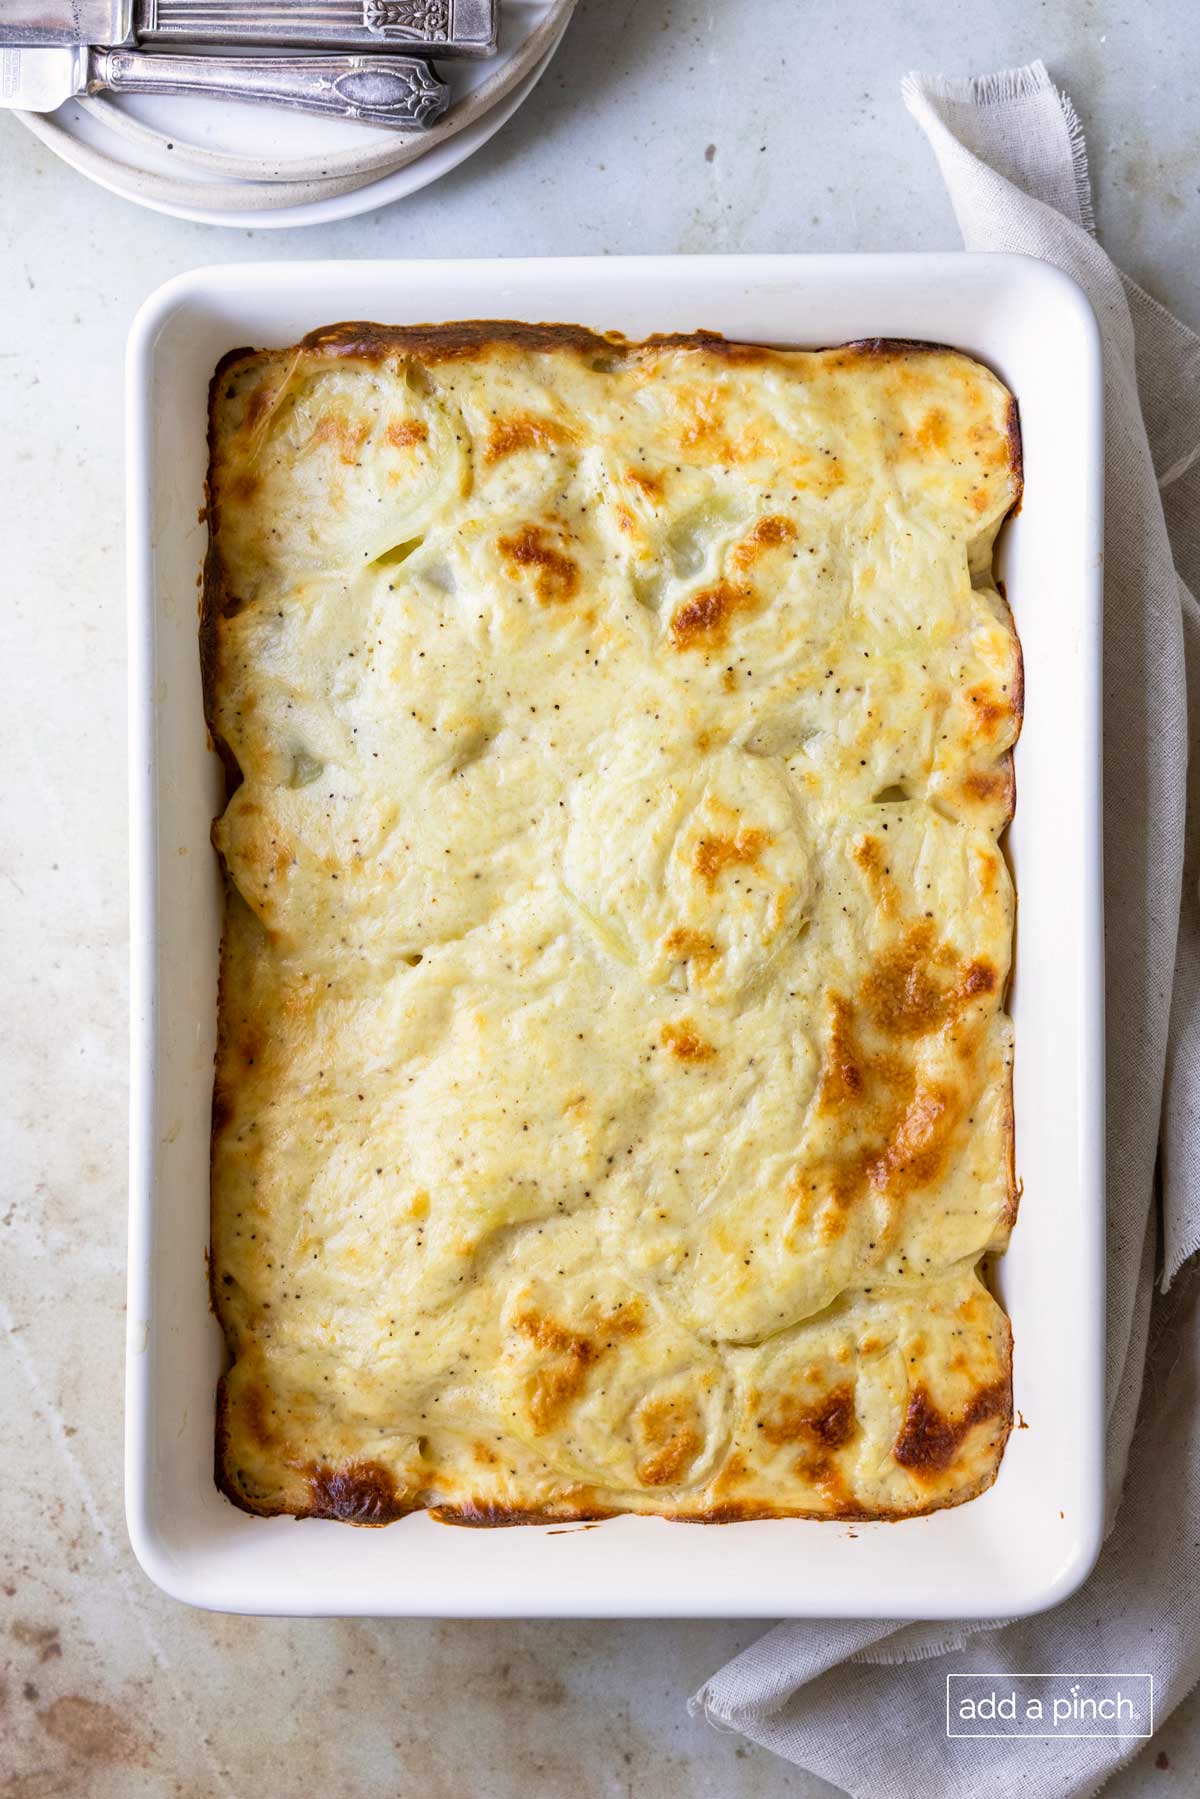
[2, 1, 1197, 1793]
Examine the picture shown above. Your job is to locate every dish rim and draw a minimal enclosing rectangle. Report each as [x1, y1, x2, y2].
[126, 253, 1105, 1617]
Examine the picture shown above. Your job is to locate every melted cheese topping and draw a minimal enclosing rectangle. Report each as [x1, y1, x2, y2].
[205, 322, 1021, 1525]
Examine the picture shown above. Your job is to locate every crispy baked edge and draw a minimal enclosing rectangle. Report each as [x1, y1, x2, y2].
[203, 323, 1024, 1527]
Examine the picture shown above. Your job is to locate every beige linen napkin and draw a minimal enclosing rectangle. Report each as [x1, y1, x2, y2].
[691, 62, 1200, 1799]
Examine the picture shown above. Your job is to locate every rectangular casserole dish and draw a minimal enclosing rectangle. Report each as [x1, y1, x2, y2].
[126, 254, 1104, 1617]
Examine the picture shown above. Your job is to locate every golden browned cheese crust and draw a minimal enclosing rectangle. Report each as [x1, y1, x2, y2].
[204, 321, 1022, 1525]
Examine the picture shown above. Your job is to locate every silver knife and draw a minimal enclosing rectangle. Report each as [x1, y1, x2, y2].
[0, 43, 450, 125]
[0, 0, 497, 55]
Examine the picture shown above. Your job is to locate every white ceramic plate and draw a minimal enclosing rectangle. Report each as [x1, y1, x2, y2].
[16, 2, 567, 227]
[126, 255, 1105, 1618]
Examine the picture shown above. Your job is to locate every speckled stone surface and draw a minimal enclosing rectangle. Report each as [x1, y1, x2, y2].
[1, 1, 1197, 1793]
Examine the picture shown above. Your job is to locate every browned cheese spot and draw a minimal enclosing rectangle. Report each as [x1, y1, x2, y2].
[915, 408, 949, 452]
[514, 1303, 644, 1429]
[497, 524, 581, 605]
[636, 1394, 703, 1487]
[674, 375, 780, 464]
[974, 845, 1001, 898]
[386, 417, 429, 449]
[960, 766, 1009, 805]
[712, 1451, 750, 1495]
[853, 832, 898, 915]
[660, 1019, 717, 1063]
[892, 1379, 1010, 1477]
[625, 466, 665, 501]
[789, 917, 999, 1234]
[871, 1083, 954, 1192]
[693, 826, 773, 888]
[818, 995, 866, 1109]
[227, 468, 260, 505]
[307, 1459, 411, 1524]
[679, 387, 730, 454]
[790, 1452, 852, 1509]
[663, 927, 721, 973]
[310, 413, 371, 465]
[669, 579, 754, 653]
[965, 684, 1008, 732]
[729, 513, 799, 570]
[853, 836, 885, 876]
[862, 920, 997, 1038]
[968, 417, 1012, 471]
[760, 1384, 857, 1449]
[485, 414, 572, 463]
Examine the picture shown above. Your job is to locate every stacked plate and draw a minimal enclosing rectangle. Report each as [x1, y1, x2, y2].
[14, 0, 574, 226]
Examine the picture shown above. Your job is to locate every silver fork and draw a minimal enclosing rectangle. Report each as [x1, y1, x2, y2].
[90, 47, 449, 125]
[0, 44, 450, 127]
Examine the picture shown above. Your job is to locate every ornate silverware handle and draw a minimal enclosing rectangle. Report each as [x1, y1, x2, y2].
[135, 0, 497, 56]
[90, 47, 450, 126]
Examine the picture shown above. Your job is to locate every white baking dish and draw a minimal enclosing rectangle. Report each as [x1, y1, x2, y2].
[126, 255, 1104, 1618]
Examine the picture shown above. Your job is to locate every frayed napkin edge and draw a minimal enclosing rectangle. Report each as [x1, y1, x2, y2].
[901, 61, 1096, 235]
